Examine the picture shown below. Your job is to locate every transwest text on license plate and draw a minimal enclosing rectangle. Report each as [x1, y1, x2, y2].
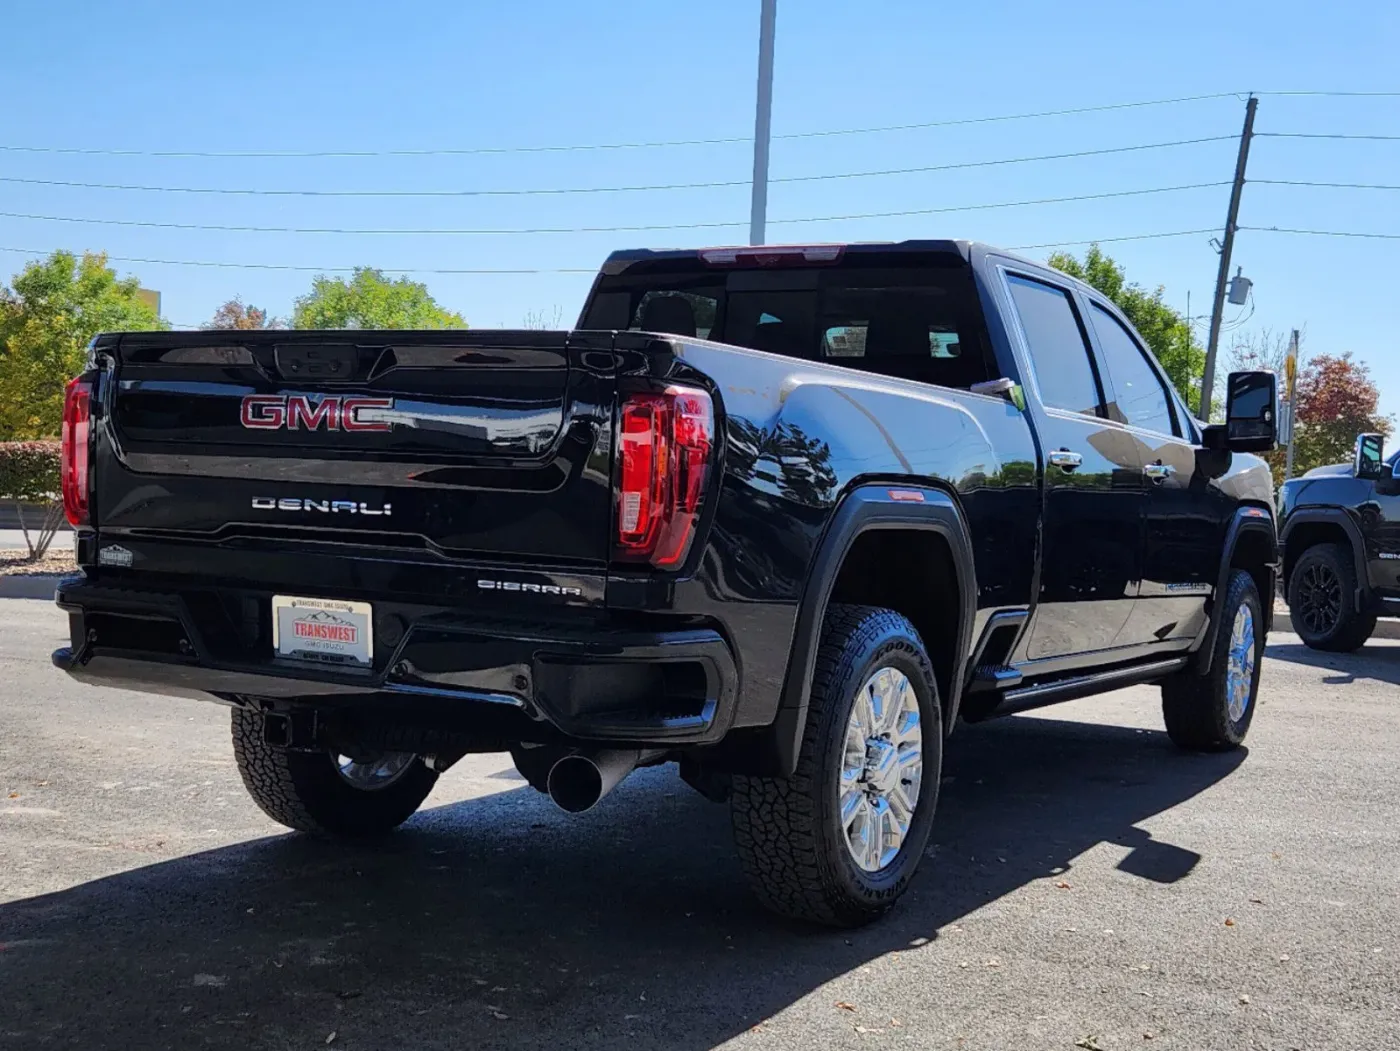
[272, 596, 373, 666]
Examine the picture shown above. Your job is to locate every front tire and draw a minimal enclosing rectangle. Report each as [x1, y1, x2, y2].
[731, 604, 943, 927]
[1161, 570, 1264, 752]
[231, 708, 438, 837]
[1288, 542, 1375, 651]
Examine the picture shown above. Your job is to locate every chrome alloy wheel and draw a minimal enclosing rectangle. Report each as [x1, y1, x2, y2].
[334, 751, 417, 791]
[840, 666, 924, 873]
[1225, 603, 1257, 723]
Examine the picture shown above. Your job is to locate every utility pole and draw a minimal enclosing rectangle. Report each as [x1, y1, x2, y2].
[749, 0, 777, 246]
[1283, 328, 1300, 480]
[1199, 94, 1258, 420]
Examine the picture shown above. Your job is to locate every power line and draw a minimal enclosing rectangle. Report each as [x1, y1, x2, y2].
[764, 94, 1239, 142]
[0, 246, 596, 274]
[0, 228, 1227, 274]
[0, 136, 1236, 198]
[1256, 132, 1400, 141]
[1241, 225, 1400, 241]
[0, 182, 1229, 237]
[4, 226, 1390, 279]
[1254, 90, 1400, 98]
[1008, 229, 1219, 251]
[1254, 178, 1400, 190]
[0, 232, 1212, 273]
[0, 93, 1242, 159]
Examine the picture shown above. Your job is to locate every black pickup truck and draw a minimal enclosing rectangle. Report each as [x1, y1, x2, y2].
[1279, 432, 1400, 650]
[53, 240, 1280, 926]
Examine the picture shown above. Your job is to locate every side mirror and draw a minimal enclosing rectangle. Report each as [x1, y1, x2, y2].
[1354, 433, 1385, 479]
[1224, 370, 1278, 452]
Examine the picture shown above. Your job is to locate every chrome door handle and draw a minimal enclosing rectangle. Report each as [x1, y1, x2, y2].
[1047, 449, 1083, 471]
[1144, 461, 1176, 483]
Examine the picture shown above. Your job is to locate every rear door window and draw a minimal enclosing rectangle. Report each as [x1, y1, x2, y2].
[1004, 273, 1103, 416]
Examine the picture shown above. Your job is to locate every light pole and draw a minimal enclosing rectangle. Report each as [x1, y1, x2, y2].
[749, 0, 777, 246]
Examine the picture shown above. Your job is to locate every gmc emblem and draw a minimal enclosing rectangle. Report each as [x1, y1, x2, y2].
[240, 394, 393, 432]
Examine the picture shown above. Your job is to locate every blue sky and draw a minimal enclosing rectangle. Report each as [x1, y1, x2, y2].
[2, 1, 1397, 417]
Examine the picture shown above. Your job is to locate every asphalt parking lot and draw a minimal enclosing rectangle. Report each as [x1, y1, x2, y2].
[2, 597, 1397, 1051]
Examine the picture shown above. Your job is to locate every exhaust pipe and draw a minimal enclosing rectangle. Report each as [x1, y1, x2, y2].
[546, 748, 661, 813]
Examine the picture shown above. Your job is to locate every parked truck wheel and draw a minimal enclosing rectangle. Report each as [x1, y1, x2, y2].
[231, 708, 438, 837]
[1288, 542, 1376, 652]
[730, 604, 942, 927]
[1161, 570, 1264, 752]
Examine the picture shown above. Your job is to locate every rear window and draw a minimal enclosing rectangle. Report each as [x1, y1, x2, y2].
[586, 265, 995, 392]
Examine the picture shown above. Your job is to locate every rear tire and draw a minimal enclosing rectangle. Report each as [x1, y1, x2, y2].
[231, 708, 438, 837]
[1162, 570, 1263, 752]
[1288, 542, 1375, 652]
[731, 604, 943, 927]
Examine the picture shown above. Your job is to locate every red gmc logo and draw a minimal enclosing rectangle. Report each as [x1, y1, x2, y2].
[239, 395, 393, 432]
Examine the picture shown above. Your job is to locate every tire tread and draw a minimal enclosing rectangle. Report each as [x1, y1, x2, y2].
[1162, 570, 1262, 752]
[1290, 543, 1375, 652]
[731, 604, 940, 926]
[231, 708, 436, 837]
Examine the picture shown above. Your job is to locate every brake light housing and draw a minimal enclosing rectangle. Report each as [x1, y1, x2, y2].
[699, 244, 844, 267]
[61, 376, 94, 526]
[615, 385, 714, 568]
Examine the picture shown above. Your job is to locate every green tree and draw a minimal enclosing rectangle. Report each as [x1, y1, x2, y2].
[1048, 245, 1202, 408]
[292, 269, 467, 330]
[0, 250, 165, 439]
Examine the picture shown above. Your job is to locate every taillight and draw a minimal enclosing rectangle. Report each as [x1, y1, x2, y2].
[61, 376, 93, 526]
[615, 385, 714, 568]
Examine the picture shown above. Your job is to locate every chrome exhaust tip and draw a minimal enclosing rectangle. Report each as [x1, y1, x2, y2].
[546, 749, 656, 813]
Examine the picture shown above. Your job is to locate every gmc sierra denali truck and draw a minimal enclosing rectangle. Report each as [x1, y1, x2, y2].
[53, 240, 1280, 926]
[1280, 432, 1400, 651]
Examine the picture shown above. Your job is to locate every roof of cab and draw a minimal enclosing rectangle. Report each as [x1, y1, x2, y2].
[600, 239, 972, 275]
[598, 239, 1068, 282]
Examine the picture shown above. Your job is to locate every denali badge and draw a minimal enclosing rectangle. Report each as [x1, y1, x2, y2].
[477, 578, 583, 597]
[252, 497, 392, 516]
[240, 394, 393, 432]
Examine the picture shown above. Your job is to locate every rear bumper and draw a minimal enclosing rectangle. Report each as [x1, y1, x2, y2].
[52, 575, 739, 745]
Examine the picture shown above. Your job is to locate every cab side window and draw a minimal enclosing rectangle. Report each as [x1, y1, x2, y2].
[1088, 302, 1177, 436]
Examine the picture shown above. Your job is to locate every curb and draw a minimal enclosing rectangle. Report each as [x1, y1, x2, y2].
[0, 503, 71, 532]
[1273, 606, 1400, 641]
[0, 573, 64, 600]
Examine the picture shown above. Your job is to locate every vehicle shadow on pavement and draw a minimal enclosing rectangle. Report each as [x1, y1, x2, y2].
[1265, 640, 1400, 687]
[0, 715, 1244, 1051]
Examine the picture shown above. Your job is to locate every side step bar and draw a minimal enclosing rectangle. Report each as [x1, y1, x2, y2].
[991, 657, 1188, 719]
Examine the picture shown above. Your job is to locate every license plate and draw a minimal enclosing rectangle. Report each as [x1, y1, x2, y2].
[272, 595, 373, 667]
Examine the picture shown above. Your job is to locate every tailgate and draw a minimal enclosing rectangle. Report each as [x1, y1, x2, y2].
[93, 330, 616, 573]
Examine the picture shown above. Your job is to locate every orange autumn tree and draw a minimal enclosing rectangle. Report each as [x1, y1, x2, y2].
[1292, 353, 1392, 474]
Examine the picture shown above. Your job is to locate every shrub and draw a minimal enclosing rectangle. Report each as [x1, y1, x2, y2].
[0, 441, 61, 502]
[0, 441, 64, 560]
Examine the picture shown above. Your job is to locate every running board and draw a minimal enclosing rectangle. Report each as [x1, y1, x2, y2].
[992, 657, 1188, 718]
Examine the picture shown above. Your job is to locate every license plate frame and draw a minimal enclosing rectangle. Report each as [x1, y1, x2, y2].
[271, 595, 373, 668]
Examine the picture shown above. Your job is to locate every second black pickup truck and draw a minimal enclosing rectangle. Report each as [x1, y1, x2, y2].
[1279, 432, 1400, 650]
[53, 240, 1279, 926]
